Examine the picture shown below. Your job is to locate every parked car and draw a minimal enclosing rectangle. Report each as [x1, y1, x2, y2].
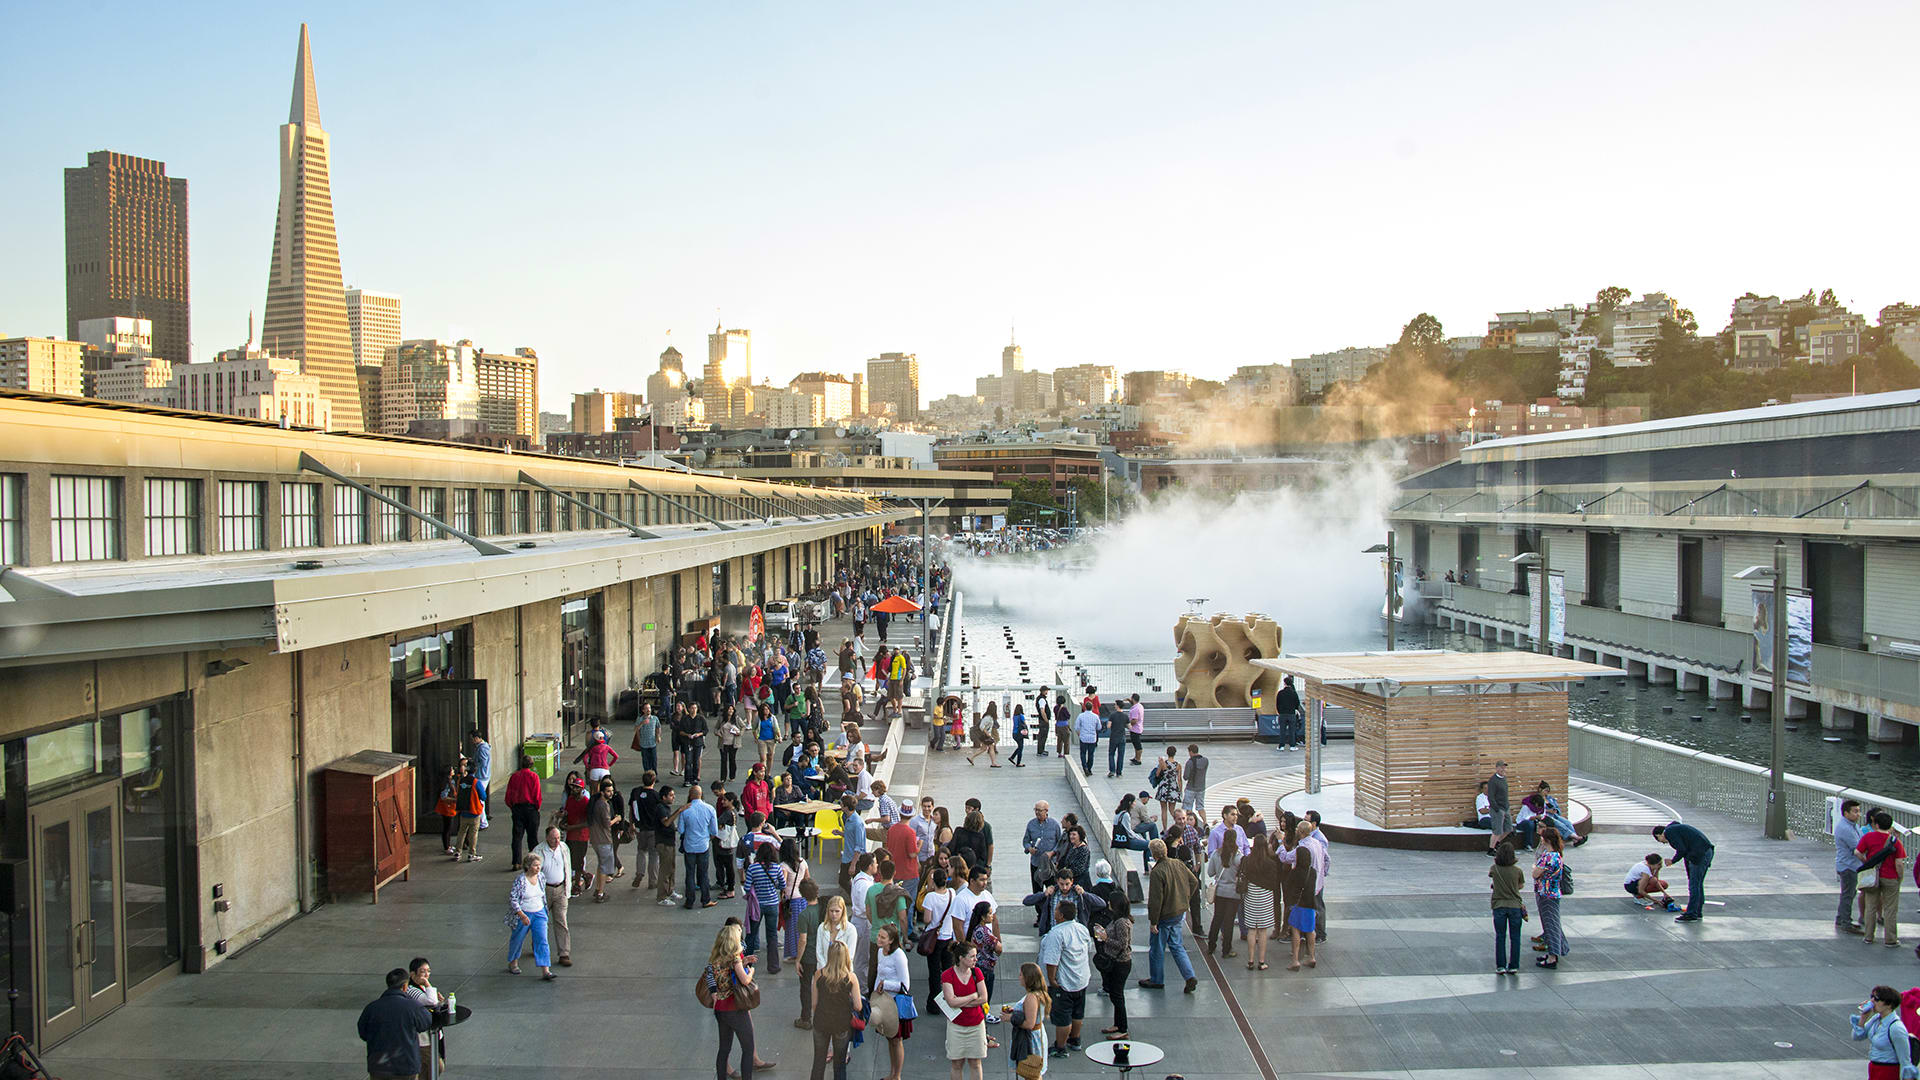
[763, 599, 794, 634]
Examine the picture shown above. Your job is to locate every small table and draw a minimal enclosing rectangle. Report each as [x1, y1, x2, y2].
[1081, 1039, 1163, 1078]
[424, 1003, 473, 1080]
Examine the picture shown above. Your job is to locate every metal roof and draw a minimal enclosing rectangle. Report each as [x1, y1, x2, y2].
[1467, 389, 1920, 456]
[1254, 649, 1623, 689]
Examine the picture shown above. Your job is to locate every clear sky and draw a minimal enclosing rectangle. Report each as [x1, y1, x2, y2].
[4, 2, 1917, 408]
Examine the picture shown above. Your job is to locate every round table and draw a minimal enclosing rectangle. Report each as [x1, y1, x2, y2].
[425, 1004, 473, 1080]
[1081, 1039, 1163, 1078]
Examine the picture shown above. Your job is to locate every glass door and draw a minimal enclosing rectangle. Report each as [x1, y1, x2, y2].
[32, 783, 124, 1045]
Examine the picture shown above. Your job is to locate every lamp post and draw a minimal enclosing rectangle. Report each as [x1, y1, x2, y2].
[1364, 535, 1396, 650]
[1509, 550, 1550, 656]
[1736, 541, 1791, 840]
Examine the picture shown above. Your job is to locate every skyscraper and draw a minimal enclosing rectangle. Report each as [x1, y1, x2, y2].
[475, 347, 539, 438]
[64, 151, 190, 364]
[866, 352, 921, 421]
[345, 288, 402, 368]
[260, 24, 359, 429]
[704, 326, 753, 426]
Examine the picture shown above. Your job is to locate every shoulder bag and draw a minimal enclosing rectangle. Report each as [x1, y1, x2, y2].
[1558, 861, 1575, 895]
[916, 891, 956, 957]
[694, 966, 718, 1008]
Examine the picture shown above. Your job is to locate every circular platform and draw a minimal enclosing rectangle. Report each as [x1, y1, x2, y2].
[1277, 773, 1590, 852]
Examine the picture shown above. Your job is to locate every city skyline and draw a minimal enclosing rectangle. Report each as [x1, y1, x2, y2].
[4, 3, 1920, 409]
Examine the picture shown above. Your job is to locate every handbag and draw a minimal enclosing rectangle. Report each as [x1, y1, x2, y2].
[735, 976, 762, 1011]
[1015, 1054, 1046, 1080]
[434, 795, 457, 818]
[916, 892, 956, 956]
[893, 991, 918, 1021]
[1558, 863, 1575, 895]
[695, 967, 718, 1008]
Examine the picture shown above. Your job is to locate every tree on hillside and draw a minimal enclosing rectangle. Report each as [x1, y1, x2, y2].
[1004, 478, 1059, 527]
[1398, 312, 1446, 350]
[1596, 286, 1631, 312]
[1675, 308, 1700, 335]
[1820, 288, 1839, 308]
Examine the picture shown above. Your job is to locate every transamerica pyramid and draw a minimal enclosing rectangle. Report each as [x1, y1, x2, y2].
[260, 23, 361, 430]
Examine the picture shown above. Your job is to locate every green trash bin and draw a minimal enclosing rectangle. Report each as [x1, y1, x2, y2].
[523, 737, 558, 779]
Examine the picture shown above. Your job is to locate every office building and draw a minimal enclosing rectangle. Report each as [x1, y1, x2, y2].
[866, 352, 921, 421]
[754, 385, 825, 429]
[1002, 341, 1024, 376]
[378, 340, 478, 435]
[571, 389, 643, 435]
[1055, 364, 1119, 409]
[260, 25, 360, 429]
[172, 348, 332, 428]
[703, 327, 753, 426]
[78, 317, 172, 404]
[0, 390, 891, 1050]
[345, 288, 402, 369]
[647, 345, 691, 426]
[475, 347, 538, 438]
[932, 436, 1103, 500]
[789, 372, 856, 421]
[0, 337, 85, 396]
[64, 151, 190, 364]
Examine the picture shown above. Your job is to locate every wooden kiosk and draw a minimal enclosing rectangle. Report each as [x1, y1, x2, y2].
[1257, 650, 1620, 833]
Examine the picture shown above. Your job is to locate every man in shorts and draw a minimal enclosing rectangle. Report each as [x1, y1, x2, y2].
[1181, 744, 1210, 827]
[1039, 899, 1094, 1058]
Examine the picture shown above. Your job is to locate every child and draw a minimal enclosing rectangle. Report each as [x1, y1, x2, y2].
[1625, 852, 1679, 911]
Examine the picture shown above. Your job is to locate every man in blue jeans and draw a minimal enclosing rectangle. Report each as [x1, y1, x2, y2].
[1275, 675, 1304, 751]
[1074, 705, 1102, 775]
[1653, 821, 1714, 922]
[1139, 839, 1199, 993]
[676, 786, 720, 908]
[1105, 704, 1128, 779]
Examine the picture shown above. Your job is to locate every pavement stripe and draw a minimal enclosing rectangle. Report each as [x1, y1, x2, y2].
[1200, 940, 1281, 1080]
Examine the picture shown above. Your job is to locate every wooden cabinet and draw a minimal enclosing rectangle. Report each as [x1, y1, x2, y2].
[322, 750, 415, 903]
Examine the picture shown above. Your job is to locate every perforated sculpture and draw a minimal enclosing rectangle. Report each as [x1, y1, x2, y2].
[1174, 613, 1283, 708]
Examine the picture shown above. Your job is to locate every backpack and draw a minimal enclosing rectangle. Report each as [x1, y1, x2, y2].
[1558, 862, 1575, 895]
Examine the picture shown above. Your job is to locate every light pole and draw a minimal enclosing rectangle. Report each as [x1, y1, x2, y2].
[1735, 541, 1791, 840]
[1364, 535, 1396, 650]
[1510, 550, 1550, 655]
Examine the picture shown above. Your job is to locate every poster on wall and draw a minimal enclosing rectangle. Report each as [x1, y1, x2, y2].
[1527, 570, 1567, 645]
[991, 514, 1007, 531]
[1752, 587, 1812, 687]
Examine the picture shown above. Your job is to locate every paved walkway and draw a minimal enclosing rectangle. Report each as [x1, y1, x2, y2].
[46, 679, 1908, 1080]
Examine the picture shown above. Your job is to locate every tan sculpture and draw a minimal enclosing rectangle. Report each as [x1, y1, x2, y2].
[1174, 613, 1283, 708]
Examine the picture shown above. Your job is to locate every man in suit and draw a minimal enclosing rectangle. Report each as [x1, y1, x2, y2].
[1486, 760, 1510, 857]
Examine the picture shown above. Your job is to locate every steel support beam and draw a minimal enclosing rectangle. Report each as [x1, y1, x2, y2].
[300, 452, 511, 556]
[519, 471, 661, 538]
[629, 480, 736, 530]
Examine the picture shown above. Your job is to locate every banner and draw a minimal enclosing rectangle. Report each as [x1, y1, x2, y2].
[991, 514, 1007, 531]
[1527, 570, 1566, 645]
[1752, 587, 1812, 687]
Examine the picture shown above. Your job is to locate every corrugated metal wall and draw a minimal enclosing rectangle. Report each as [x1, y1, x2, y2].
[1546, 528, 1589, 604]
[1479, 528, 1517, 592]
[1721, 535, 1804, 633]
[1866, 543, 1920, 643]
[1619, 531, 1678, 619]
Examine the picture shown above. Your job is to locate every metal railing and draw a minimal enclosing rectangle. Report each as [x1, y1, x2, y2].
[933, 589, 963, 699]
[1568, 720, 1920, 836]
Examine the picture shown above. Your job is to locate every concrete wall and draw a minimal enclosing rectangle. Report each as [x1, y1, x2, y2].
[193, 647, 298, 964]
[295, 638, 390, 909]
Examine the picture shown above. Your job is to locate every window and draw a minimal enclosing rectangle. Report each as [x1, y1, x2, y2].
[333, 485, 368, 544]
[418, 488, 446, 539]
[217, 480, 266, 552]
[511, 490, 529, 533]
[144, 477, 200, 556]
[0, 474, 22, 565]
[281, 482, 321, 548]
[51, 474, 122, 562]
[485, 490, 505, 535]
[378, 485, 409, 542]
[452, 488, 475, 536]
[535, 491, 552, 532]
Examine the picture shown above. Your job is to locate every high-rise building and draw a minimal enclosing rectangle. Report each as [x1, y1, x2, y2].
[1054, 364, 1119, 409]
[866, 352, 921, 421]
[64, 151, 191, 365]
[704, 326, 753, 425]
[379, 340, 480, 435]
[345, 288, 402, 368]
[755, 385, 826, 428]
[260, 24, 359, 429]
[0, 337, 85, 396]
[789, 372, 855, 421]
[475, 346, 538, 437]
[648, 345, 692, 425]
[1002, 341, 1024, 377]
[571, 389, 644, 434]
[172, 347, 332, 428]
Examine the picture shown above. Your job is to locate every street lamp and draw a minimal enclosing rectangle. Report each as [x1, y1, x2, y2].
[1509, 550, 1549, 656]
[1364, 535, 1395, 651]
[1735, 540, 1790, 840]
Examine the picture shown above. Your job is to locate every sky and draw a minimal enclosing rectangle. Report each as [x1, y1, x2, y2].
[4, 2, 1918, 410]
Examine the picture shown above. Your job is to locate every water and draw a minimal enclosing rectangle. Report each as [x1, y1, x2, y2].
[951, 576, 1920, 794]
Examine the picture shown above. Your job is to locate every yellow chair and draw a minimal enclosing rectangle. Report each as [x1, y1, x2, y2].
[811, 809, 843, 865]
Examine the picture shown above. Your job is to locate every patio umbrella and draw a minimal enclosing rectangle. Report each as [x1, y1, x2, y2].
[870, 595, 921, 614]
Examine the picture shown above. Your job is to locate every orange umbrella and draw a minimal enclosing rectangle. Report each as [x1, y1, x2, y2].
[870, 595, 921, 614]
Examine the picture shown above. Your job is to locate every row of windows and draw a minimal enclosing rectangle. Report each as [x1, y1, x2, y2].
[0, 473, 842, 566]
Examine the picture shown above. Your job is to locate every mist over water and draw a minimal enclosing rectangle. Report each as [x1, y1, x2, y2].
[953, 456, 1402, 657]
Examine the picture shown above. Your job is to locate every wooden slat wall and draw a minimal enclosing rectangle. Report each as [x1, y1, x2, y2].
[1312, 680, 1569, 829]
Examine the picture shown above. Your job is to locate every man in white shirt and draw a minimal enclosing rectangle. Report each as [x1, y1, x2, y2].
[847, 853, 876, 986]
[533, 826, 573, 966]
[1301, 812, 1331, 943]
[1038, 899, 1094, 1055]
[912, 797, 937, 862]
[1074, 708, 1102, 775]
